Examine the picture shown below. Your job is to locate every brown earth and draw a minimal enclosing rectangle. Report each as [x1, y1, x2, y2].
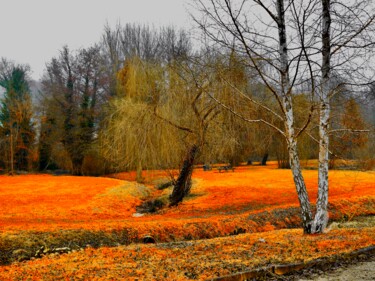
[298, 258, 375, 281]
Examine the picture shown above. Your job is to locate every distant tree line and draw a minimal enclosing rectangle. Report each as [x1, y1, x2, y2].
[1, 23, 373, 175]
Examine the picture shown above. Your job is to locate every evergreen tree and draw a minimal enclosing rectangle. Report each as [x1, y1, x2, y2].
[0, 59, 35, 172]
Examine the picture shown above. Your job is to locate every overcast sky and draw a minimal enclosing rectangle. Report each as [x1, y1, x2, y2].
[0, 0, 192, 80]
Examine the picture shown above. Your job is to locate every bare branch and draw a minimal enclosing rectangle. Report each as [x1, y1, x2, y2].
[153, 106, 194, 134]
[295, 105, 315, 138]
[205, 89, 286, 137]
[331, 13, 375, 55]
[329, 128, 371, 134]
[217, 71, 284, 121]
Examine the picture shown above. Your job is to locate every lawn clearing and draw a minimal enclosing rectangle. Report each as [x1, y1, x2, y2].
[0, 164, 374, 278]
[1, 164, 374, 232]
[0, 175, 151, 232]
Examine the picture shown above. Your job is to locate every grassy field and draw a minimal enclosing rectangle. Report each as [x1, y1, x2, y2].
[0, 163, 374, 280]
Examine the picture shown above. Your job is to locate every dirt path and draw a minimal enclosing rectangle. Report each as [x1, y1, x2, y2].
[298, 259, 375, 281]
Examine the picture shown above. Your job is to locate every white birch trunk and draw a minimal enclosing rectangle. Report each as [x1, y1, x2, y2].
[284, 94, 313, 232]
[277, 0, 313, 232]
[312, 96, 330, 233]
[311, 0, 331, 233]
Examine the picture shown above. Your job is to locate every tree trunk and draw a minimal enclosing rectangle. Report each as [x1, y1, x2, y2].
[229, 157, 239, 167]
[16, 148, 28, 171]
[284, 94, 313, 232]
[9, 130, 14, 175]
[283, 89, 314, 233]
[276, 140, 290, 169]
[328, 155, 336, 170]
[311, 99, 330, 233]
[288, 139, 313, 233]
[136, 160, 144, 183]
[72, 157, 84, 176]
[39, 141, 52, 171]
[261, 153, 269, 166]
[169, 144, 198, 206]
[311, 0, 331, 234]
[277, 0, 313, 233]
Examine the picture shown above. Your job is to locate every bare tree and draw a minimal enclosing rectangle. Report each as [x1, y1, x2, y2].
[41, 45, 105, 175]
[100, 24, 192, 99]
[193, 0, 375, 233]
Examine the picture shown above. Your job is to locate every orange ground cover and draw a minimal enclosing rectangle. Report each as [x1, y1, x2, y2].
[0, 165, 374, 280]
[0, 164, 374, 235]
[176, 164, 375, 215]
[0, 227, 373, 281]
[0, 175, 145, 231]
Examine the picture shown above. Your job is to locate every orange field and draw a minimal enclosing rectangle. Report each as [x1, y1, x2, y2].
[0, 163, 374, 280]
[1, 164, 374, 233]
[0, 175, 145, 231]
[1, 228, 374, 280]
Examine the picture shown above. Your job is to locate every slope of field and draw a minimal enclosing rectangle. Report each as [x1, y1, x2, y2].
[1, 165, 374, 234]
[0, 228, 374, 280]
[0, 164, 374, 279]
[0, 175, 151, 231]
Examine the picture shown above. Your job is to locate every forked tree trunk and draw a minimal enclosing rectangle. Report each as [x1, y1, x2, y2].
[288, 138, 313, 233]
[169, 144, 198, 206]
[284, 95, 313, 232]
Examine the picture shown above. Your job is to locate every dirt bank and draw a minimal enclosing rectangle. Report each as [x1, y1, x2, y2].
[298, 258, 375, 281]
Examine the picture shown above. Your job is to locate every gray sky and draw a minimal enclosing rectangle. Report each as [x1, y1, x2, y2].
[0, 0, 192, 80]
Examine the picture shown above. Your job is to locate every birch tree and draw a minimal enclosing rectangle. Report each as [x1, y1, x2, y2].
[194, 0, 375, 233]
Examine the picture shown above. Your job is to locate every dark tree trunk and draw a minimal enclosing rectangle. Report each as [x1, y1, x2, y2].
[276, 142, 290, 169]
[261, 153, 269, 166]
[72, 156, 84, 176]
[39, 143, 50, 171]
[169, 145, 198, 206]
[136, 160, 144, 183]
[229, 158, 240, 167]
[16, 148, 28, 171]
[39, 132, 54, 171]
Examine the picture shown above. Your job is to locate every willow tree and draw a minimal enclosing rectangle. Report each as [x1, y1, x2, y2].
[203, 49, 263, 166]
[100, 25, 211, 205]
[100, 57, 185, 182]
[194, 0, 375, 233]
[100, 54, 222, 206]
[161, 58, 221, 206]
